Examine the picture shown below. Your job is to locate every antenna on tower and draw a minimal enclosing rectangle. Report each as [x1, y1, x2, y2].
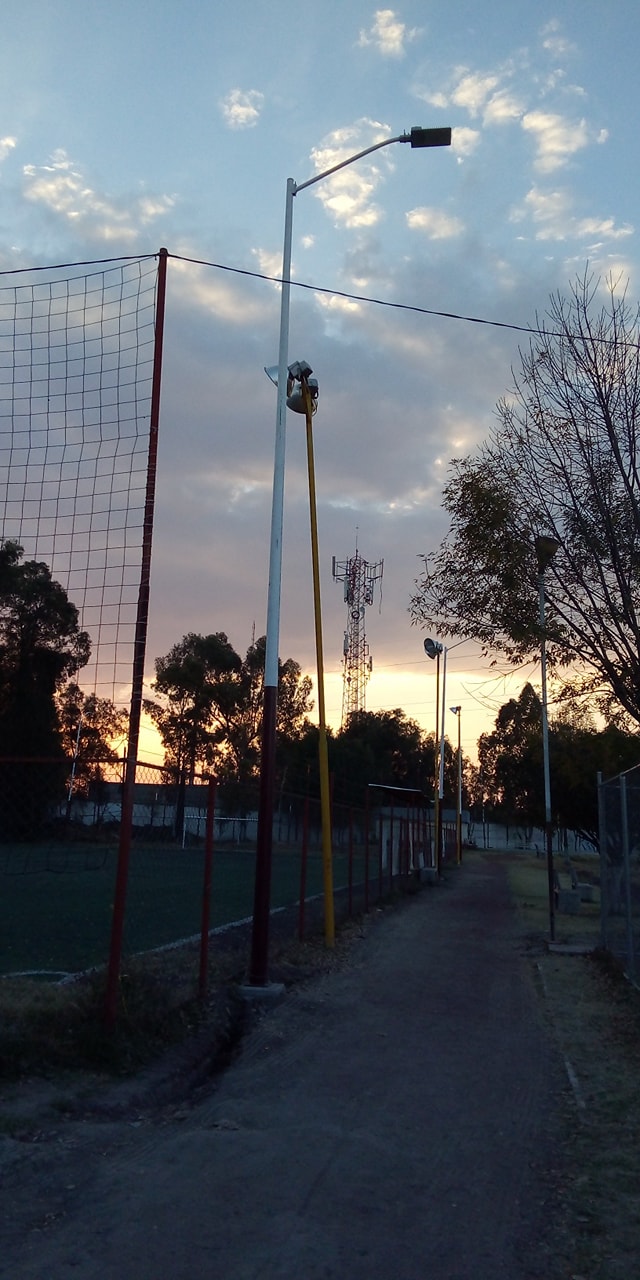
[332, 544, 383, 726]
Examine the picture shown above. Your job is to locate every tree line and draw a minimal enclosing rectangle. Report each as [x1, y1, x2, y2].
[143, 631, 461, 812]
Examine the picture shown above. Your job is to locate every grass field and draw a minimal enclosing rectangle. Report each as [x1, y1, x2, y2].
[0, 842, 367, 977]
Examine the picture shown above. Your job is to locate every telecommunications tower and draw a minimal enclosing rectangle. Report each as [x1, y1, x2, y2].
[332, 546, 383, 725]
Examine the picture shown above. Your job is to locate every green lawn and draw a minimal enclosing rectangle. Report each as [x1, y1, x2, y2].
[0, 842, 367, 976]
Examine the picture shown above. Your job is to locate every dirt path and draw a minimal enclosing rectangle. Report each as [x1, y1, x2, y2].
[1, 858, 570, 1279]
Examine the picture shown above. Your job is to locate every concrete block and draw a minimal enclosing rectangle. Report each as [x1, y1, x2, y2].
[557, 888, 581, 914]
[419, 867, 439, 885]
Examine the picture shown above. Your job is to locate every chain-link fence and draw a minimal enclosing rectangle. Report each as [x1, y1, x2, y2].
[598, 765, 640, 981]
[0, 757, 435, 982]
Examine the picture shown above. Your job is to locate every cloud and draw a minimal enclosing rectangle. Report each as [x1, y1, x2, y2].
[406, 207, 464, 239]
[451, 70, 500, 117]
[22, 151, 175, 242]
[219, 89, 264, 130]
[540, 19, 576, 58]
[252, 246, 282, 282]
[511, 185, 634, 244]
[452, 127, 481, 160]
[309, 119, 393, 229]
[521, 111, 599, 172]
[0, 137, 16, 164]
[358, 9, 419, 57]
[575, 216, 634, 243]
[169, 255, 271, 325]
[483, 91, 524, 125]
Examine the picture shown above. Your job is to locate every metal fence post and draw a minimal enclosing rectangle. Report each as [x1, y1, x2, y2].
[597, 771, 608, 949]
[198, 777, 217, 1002]
[620, 774, 636, 981]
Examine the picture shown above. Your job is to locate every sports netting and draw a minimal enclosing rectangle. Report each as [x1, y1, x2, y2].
[0, 254, 160, 706]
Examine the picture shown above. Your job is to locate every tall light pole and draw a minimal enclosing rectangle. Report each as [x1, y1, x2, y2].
[536, 534, 560, 943]
[450, 705, 462, 864]
[286, 361, 335, 948]
[424, 637, 443, 874]
[249, 126, 452, 987]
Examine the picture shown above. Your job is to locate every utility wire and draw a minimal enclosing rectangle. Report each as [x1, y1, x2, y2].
[3, 249, 635, 346]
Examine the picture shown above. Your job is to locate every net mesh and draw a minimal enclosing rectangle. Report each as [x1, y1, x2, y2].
[0, 255, 159, 705]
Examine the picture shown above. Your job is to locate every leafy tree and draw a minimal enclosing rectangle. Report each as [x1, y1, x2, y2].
[411, 272, 640, 726]
[57, 683, 128, 798]
[478, 684, 544, 830]
[211, 636, 313, 792]
[0, 541, 91, 835]
[331, 709, 426, 804]
[145, 633, 313, 810]
[551, 715, 639, 847]
[312, 709, 462, 810]
[144, 632, 241, 784]
[0, 541, 91, 757]
[477, 684, 640, 846]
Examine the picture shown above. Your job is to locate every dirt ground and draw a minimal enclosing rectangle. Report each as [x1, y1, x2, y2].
[1, 852, 639, 1279]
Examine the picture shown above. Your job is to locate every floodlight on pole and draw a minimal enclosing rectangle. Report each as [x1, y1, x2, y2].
[265, 360, 334, 948]
[249, 125, 452, 988]
[535, 534, 560, 943]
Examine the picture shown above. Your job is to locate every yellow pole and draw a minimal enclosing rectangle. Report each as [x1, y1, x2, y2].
[302, 380, 335, 947]
[433, 651, 440, 875]
[456, 709, 462, 864]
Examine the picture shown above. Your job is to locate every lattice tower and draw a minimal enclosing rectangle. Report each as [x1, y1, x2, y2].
[332, 549, 383, 725]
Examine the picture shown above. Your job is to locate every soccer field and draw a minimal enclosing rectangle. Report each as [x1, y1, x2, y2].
[0, 843, 364, 977]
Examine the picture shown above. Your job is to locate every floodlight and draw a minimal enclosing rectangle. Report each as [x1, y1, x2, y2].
[424, 637, 443, 660]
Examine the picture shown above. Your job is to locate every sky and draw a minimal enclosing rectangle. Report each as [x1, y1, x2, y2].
[1, 0, 639, 765]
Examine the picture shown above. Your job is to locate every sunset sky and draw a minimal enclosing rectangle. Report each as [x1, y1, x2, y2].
[1, 1, 638, 762]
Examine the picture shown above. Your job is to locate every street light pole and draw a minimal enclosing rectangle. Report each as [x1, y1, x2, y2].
[450, 705, 462, 864]
[249, 127, 452, 987]
[535, 534, 560, 944]
[422, 640, 442, 880]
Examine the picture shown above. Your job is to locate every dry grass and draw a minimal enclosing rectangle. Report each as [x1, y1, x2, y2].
[506, 851, 640, 1279]
[0, 905, 372, 1083]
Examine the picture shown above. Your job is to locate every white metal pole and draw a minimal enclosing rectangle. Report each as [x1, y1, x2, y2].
[250, 178, 295, 986]
[264, 177, 295, 689]
[539, 571, 555, 942]
[439, 647, 447, 801]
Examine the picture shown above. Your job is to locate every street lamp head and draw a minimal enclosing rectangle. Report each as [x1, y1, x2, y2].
[402, 126, 452, 149]
[450, 705, 461, 714]
[424, 636, 443, 660]
[535, 534, 560, 575]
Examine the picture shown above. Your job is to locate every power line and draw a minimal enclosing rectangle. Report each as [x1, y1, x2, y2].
[2, 248, 636, 347]
[166, 251, 569, 340]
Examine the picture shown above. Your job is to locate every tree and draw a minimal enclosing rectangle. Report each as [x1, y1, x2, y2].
[0, 541, 91, 836]
[478, 684, 544, 831]
[410, 272, 640, 725]
[477, 685, 640, 847]
[144, 632, 241, 783]
[0, 541, 91, 756]
[145, 633, 314, 806]
[550, 715, 639, 847]
[57, 683, 128, 800]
